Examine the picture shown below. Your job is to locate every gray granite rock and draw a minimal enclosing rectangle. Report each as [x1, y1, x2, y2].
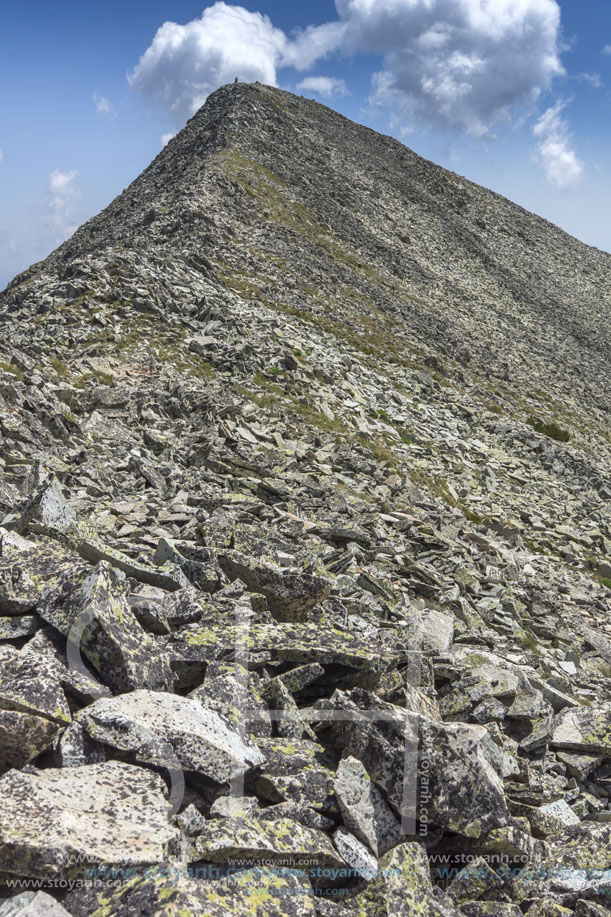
[76, 689, 265, 782]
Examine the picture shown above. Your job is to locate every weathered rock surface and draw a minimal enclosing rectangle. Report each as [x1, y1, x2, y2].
[0, 762, 176, 878]
[1, 80, 611, 913]
[76, 689, 265, 782]
[334, 755, 402, 856]
[38, 561, 172, 692]
[0, 892, 72, 916]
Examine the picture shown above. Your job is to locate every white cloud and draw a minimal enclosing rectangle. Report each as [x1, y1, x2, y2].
[324, 0, 564, 136]
[0, 149, 3, 165]
[129, 2, 288, 126]
[602, 44, 611, 55]
[130, 0, 564, 137]
[161, 132, 175, 147]
[46, 169, 80, 242]
[579, 72, 602, 89]
[533, 100, 583, 189]
[93, 91, 115, 116]
[297, 76, 349, 98]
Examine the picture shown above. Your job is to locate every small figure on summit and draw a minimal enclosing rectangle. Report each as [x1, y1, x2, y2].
[234, 76, 238, 84]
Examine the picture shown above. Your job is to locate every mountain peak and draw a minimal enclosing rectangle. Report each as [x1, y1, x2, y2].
[1, 83, 611, 916]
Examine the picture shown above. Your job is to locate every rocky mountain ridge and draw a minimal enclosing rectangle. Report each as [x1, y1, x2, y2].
[0, 82, 611, 915]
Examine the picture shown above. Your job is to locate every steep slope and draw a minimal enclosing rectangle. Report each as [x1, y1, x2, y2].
[0, 83, 611, 914]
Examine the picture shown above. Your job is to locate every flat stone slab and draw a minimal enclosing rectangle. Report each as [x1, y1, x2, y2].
[0, 761, 177, 879]
[192, 815, 345, 868]
[64, 868, 316, 916]
[38, 561, 172, 692]
[77, 689, 265, 783]
[551, 705, 611, 755]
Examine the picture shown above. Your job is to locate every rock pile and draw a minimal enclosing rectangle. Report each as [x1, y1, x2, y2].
[0, 82, 611, 914]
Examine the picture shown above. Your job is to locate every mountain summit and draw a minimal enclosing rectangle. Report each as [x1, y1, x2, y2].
[1, 83, 611, 914]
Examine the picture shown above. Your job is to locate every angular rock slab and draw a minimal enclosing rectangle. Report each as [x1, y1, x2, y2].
[76, 689, 265, 783]
[0, 761, 177, 879]
[351, 841, 458, 916]
[38, 561, 172, 692]
[254, 737, 336, 810]
[0, 644, 71, 771]
[192, 815, 345, 869]
[317, 689, 508, 839]
[218, 549, 332, 622]
[0, 710, 59, 772]
[0, 540, 78, 614]
[64, 868, 316, 916]
[552, 705, 611, 755]
[190, 660, 272, 738]
[169, 620, 395, 677]
[0, 892, 72, 916]
[334, 755, 402, 856]
[22, 627, 111, 704]
[0, 645, 70, 724]
[513, 822, 611, 906]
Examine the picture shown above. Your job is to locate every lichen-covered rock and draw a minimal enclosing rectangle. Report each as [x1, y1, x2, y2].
[21, 626, 111, 704]
[0, 644, 70, 771]
[192, 815, 345, 869]
[551, 705, 611, 755]
[0, 761, 177, 879]
[460, 904, 523, 917]
[525, 901, 573, 916]
[210, 794, 261, 818]
[76, 689, 265, 783]
[190, 660, 272, 738]
[0, 645, 70, 724]
[218, 549, 332, 622]
[316, 688, 509, 838]
[254, 737, 337, 811]
[168, 620, 395, 682]
[514, 822, 611, 905]
[446, 855, 504, 904]
[350, 841, 455, 916]
[0, 541, 78, 614]
[332, 826, 377, 880]
[334, 755, 402, 856]
[0, 615, 39, 640]
[64, 868, 317, 916]
[129, 583, 206, 633]
[0, 710, 59, 772]
[265, 676, 317, 740]
[38, 561, 172, 692]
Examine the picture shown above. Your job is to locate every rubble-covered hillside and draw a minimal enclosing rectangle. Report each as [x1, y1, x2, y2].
[1, 82, 611, 916]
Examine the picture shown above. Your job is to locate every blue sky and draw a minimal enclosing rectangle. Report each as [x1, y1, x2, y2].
[2, 0, 611, 289]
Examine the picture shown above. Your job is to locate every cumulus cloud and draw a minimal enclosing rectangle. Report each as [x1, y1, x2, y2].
[129, 2, 287, 126]
[603, 44, 611, 55]
[0, 149, 3, 165]
[93, 92, 115, 116]
[297, 76, 349, 98]
[533, 100, 583, 189]
[161, 132, 175, 147]
[130, 0, 564, 137]
[46, 169, 80, 242]
[325, 0, 564, 136]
